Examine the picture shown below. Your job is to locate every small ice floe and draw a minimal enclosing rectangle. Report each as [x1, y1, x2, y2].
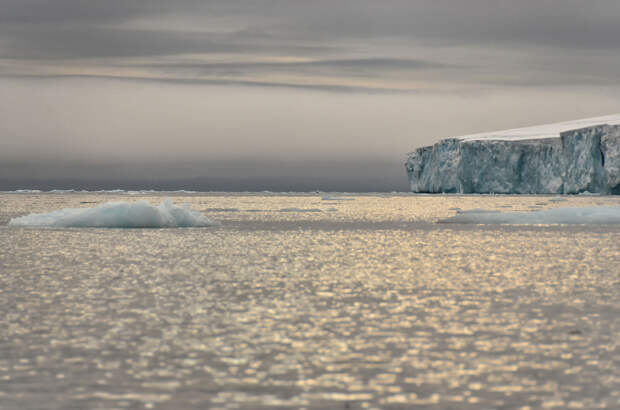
[171, 190, 198, 194]
[9, 199, 216, 228]
[49, 189, 77, 193]
[439, 206, 620, 225]
[321, 195, 355, 201]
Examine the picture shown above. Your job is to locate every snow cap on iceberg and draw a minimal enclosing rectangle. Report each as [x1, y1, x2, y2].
[458, 114, 620, 142]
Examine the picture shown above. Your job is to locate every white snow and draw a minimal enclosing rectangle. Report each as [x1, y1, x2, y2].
[8, 199, 216, 228]
[458, 114, 620, 142]
[439, 206, 620, 225]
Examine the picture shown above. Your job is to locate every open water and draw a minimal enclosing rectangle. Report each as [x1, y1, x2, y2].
[1, 192, 620, 409]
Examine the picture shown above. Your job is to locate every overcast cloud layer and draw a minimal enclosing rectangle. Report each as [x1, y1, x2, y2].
[2, 1, 620, 190]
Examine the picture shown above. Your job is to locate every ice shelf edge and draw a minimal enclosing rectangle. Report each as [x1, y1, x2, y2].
[405, 123, 620, 194]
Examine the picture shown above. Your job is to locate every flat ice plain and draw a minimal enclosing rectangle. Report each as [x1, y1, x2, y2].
[2, 192, 620, 409]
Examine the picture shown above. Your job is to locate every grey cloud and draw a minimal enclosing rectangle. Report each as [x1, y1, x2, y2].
[287, 58, 447, 69]
[6, 73, 416, 94]
[262, 1, 620, 50]
[2, 0, 620, 92]
[1, 26, 330, 59]
[0, 0, 186, 24]
[145, 58, 452, 78]
[180, 1, 620, 50]
[3, 1, 620, 56]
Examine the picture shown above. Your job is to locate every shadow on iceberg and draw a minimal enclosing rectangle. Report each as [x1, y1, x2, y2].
[9, 200, 217, 228]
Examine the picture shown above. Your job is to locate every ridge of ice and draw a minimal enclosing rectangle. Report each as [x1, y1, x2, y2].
[8, 199, 216, 228]
[439, 206, 620, 225]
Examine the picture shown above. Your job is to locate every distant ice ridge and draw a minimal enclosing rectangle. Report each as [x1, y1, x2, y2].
[405, 114, 620, 194]
[8, 200, 216, 228]
[440, 206, 620, 225]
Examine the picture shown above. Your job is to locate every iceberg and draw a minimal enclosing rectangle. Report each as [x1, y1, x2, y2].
[439, 206, 620, 225]
[405, 114, 620, 194]
[8, 199, 216, 228]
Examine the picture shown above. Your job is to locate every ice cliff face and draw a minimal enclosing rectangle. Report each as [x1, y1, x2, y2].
[405, 115, 620, 194]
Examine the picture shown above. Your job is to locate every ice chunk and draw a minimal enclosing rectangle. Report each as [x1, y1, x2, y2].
[8, 199, 216, 228]
[439, 206, 620, 225]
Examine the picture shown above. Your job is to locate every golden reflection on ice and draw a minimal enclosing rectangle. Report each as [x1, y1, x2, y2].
[1, 193, 620, 409]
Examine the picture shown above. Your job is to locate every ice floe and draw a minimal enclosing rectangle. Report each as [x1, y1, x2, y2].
[439, 206, 620, 225]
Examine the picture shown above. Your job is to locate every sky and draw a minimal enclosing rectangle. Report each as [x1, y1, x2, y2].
[2, 0, 620, 191]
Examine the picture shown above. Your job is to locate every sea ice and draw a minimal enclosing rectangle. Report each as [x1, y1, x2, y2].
[439, 206, 620, 225]
[8, 199, 216, 228]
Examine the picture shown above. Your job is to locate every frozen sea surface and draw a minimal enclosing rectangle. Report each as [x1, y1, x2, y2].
[2, 193, 620, 409]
